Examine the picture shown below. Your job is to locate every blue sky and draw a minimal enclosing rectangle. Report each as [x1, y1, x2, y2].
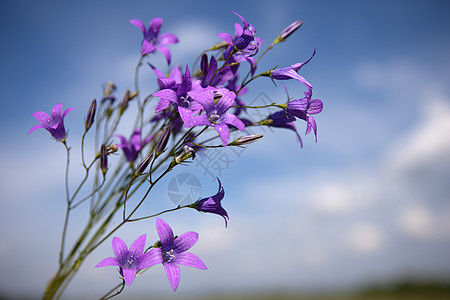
[1, 0, 450, 299]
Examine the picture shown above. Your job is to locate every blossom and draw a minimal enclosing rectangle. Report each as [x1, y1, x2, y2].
[116, 129, 153, 162]
[129, 18, 178, 64]
[185, 88, 245, 146]
[217, 11, 260, 55]
[28, 103, 74, 142]
[190, 178, 229, 226]
[156, 218, 207, 291]
[264, 110, 303, 147]
[95, 234, 162, 287]
[267, 49, 316, 88]
[149, 63, 182, 90]
[286, 86, 323, 140]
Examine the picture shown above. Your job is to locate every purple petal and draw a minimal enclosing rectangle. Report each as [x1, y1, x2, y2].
[122, 268, 137, 287]
[158, 33, 179, 45]
[112, 237, 129, 260]
[138, 248, 163, 269]
[157, 46, 172, 64]
[156, 218, 174, 248]
[172, 231, 198, 253]
[216, 90, 236, 114]
[217, 32, 234, 46]
[129, 234, 146, 256]
[187, 90, 214, 111]
[178, 66, 192, 97]
[148, 17, 163, 33]
[31, 111, 52, 127]
[214, 123, 230, 146]
[141, 39, 156, 55]
[95, 257, 120, 268]
[28, 124, 45, 135]
[174, 252, 207, 270]
[129, 19, 146, 34]
[153, 89, 177, 112]
[164, 263, 181, 291]
[62, 107, 75, 119]
[183, 114, 210, 128]
[51, 104, 63, 122]
[308, 99, 323, 115]
[223, 114, 245, 131]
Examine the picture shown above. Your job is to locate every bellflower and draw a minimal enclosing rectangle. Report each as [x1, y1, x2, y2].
[28, 103, 75, 142]
[185, 88, 245, 146]
[95, 234, 162, 287]
[156, 218, 207, 291]
[116, 129, 153, 162]
[286, 87, 323, 140]
[264, 110, 303, 148]
[149, 63, 182, 90]
[191, 178, 228, 226]
[217, 11, 260, 55]
[267, 49, 316, 88]
[130, 18, 178, 64]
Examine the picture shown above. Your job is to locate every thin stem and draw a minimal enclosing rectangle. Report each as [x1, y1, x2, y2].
[59, 141, 71, 267]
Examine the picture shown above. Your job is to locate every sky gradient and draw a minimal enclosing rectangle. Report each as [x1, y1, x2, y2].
[1, 0, 450, 299]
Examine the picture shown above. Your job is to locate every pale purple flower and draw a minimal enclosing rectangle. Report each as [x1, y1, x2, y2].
[268, 49, 316, 88]
[185, 88, 245, 146]
[156, 218, 207, 291]
[130, 18, 178, 64]
[116, 129, 153, 162]
[95, 234, 162, 287]
[28, 103, 74, 142]
[191, 178, 229, 226]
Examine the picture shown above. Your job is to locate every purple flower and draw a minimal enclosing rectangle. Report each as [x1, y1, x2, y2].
[116, 129, 153, 162]
[95, 234, 162, 287]
[265, 110, 304, 147]
[130, 18, 178, 64]
[217, 11, 260, 55]
[149, 63, 182, 90]
[156, 218, 207, 291]
[28, 103, 75, 142]
[185, 88, 245, 146]
[199, 54, 236, 88]
[286, 87, 323, 140]
[268, 49, 316, 88]
[191, 178, 229, 226]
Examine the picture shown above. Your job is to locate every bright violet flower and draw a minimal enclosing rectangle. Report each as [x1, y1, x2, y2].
[153, 66, 202, 114]
[191, 178, 229, 226]
[156, 218, 207, 291]
[130, 18, 178, 64]
[95, 234, 162, 287]
[286, 87, 323, 141]
[199, 54, 236, 88]
[265, 110, 304, 148]
[149, 63, 182, 90]
[185, 88, 245, 146]
[28, 103, 75, 142]
[268, 49, 316, 88]
[116, 129, 153, 162]
[217, 11, 260, 55]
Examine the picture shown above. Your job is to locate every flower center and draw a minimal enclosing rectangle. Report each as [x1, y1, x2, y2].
[179, 96, 190, 108]
[208, 110, 221, 124]
[119, 253, 139, 269]
[163, 249, 176, 263]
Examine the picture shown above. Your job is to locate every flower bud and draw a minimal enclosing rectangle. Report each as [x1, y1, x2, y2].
[106, 144, 119, 154]
[155, 126, 171, 156]
[119, 89, 130, 115]
[85, 99, 97, 132]
[135, 153, 153, 176]
[100, 144, 108, 176]
[228, 134, 263, 146]
[274, 20, 303, 44]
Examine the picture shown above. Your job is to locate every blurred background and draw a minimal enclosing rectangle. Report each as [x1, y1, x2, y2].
[1, 0, 450, 299]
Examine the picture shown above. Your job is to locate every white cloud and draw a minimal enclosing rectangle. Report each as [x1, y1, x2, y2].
[346, 223, 384, 253]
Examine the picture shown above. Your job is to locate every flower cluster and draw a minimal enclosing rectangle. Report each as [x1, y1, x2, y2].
[29, 11, 324, 299]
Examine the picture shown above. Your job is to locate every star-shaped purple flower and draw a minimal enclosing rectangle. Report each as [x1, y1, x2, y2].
[130, 18, 178, 64]
[217, 11, 260, 55]
[95, 234, 162, 287]
[116, 129, 153, 162]
[28, 103, 75, 142]
[191, 178, 229, 226]
[156, 218, 207, 291]
[184, 89, 245, 146]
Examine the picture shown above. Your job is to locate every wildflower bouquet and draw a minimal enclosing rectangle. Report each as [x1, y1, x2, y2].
[29, 11, 323, 299]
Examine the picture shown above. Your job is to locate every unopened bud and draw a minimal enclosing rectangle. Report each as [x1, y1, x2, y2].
[100, 144, 108, 176]
[135, 153, 153, 176]
[106, 144, 118, 154]
[155, 126, 171, 156]
[119, 89, 130, 115]
[228, 134, 264, 146]
[274, 20, 303, 44]
[200, 54, 208, 73]
[85, 99, 97, 132]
